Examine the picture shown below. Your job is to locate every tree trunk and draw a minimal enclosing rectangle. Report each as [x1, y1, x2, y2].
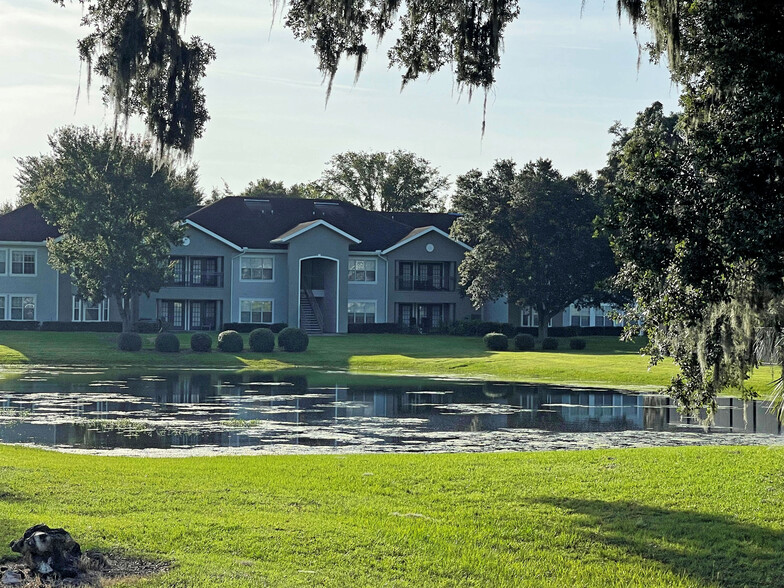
[537, 304, 549, 339]
[115, 295, 134, 333]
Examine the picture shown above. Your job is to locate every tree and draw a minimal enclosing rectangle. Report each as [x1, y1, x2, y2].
[601, 1, 784, 416]
[452, 159, 616, 338]
[318, 150, 448, 211]
[16, 126, 201, 332]
[238, 178, 320, 200]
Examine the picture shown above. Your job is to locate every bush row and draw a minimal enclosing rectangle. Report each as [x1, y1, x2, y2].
[482, 333, 588, 352]
[119, 328, 310, 353]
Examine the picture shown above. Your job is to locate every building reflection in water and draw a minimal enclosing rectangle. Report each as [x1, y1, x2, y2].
[0, 369, 780, 450]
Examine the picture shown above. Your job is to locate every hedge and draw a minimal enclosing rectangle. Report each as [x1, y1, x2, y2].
[347, 323, 402, 334]
[223, 322, 288, 334]
[40, 321, 123, 333]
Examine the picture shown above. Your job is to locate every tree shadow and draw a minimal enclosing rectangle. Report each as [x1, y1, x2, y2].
[534, 497, 784, 587]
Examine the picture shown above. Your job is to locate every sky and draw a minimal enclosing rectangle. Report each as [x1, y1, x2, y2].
[0, 0, 679, 206]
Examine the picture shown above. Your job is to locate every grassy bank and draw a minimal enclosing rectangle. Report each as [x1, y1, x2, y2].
[0, 445, 782, 587]
[0, 331, 778, 392]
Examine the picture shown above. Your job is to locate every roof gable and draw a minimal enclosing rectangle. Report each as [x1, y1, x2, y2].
[271, 219, 361, 244]
[0, 204, 60, 243]
[381, 225, 471, 254]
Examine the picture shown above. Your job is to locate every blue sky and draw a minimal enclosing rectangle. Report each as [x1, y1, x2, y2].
[0, 0, 678, 205]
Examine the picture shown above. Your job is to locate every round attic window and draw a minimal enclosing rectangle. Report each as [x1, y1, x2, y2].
[426, 243, 435, 252]
[182, 237, 191, 246]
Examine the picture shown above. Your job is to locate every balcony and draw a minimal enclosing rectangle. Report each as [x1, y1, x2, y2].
[170, 272, 224, 288]
[395, 276, 455, 292]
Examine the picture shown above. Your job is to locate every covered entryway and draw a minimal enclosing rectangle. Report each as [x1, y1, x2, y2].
[299, 257, 338, 334]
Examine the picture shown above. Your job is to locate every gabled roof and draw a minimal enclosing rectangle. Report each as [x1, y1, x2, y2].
[0, 204, 60, 242]
[271, 219, 361, 244]
[381, 225, 472, 254]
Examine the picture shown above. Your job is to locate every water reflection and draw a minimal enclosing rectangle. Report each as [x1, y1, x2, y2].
[0, 369, 781, 451]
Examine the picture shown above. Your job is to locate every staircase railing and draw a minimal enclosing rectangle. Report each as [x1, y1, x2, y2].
[302, 289, 324, 332]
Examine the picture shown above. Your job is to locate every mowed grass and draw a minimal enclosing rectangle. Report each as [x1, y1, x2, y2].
[0, 331, 779, 392]
[1, 445, 783, 587]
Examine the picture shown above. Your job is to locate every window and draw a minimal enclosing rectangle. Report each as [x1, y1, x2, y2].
[521, 307, 539, 327]
[0, 249, 6, 274]
[348, 259, 376, 282]
[240, 256, 273, 280]
[10, 296, 35, 320]
[348, 301, 376, 324]
[0, 296, 5, 320]
[10, 250, 35, 275]
[73, 297, 109, 322]
[570, 307, 591, 327]
[170, 257, 185, 285]
[240, 299, 273, 323]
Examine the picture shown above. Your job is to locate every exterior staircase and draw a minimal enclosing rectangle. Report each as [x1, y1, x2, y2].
[300, 291, 323, 334]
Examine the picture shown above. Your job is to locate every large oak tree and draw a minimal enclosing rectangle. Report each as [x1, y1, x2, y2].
[16, 126, 201, 332]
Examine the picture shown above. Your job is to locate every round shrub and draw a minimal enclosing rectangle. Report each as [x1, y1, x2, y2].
[155, 332, 180, 353]
[190, 333, 212, 353]
[569, 338, 587, 350]
[542, 337, 559, 350]
[117, 332, 142, 352]
[514, 333, 536, 351]
[277, 327, 309, 352]
[483, 332, 508, 351]
[249, 328, 275, 352]
[217, 330, 244, 353]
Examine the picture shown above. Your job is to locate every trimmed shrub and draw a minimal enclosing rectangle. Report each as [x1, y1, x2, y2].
[447, 319, 480, 337]
[134, 320, 163, 334]
[117, 332, 142, 352]
[40, 321, 123, 333]
[155, 332, 180, 353]
[542, 337, 559, 350]
[278, 327, 309, 352]
[477, 321, 516, 337]
[347, 322, 402, 334]
[514, 333, 536, 351]
[483, 332, 508, 351]
[249, 328, 275, 352]
[223, 322, 288, 334]
[569, 338, 587, 350]
[190, 333, 212, 353]
[0, 321, 39, 331]
[217, 330, 244, 353]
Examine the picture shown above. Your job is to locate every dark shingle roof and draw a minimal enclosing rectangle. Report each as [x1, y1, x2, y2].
[0, 204, 60, 242]
[186, 197, 423, 251]
[378, 211, 460, 234]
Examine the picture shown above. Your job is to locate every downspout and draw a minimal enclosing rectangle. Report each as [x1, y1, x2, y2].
[377, 250, 389, 323]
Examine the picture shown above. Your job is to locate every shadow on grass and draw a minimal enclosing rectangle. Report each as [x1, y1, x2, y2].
[536, 497, 784, 587]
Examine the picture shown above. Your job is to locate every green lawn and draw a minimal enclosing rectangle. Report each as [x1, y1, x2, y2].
[0, 445, 782, 587]
[0, 331, 779, 393]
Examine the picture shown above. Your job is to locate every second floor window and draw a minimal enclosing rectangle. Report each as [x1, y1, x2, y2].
[348, 259, 376, 282]
[241, 256, 273, 281]
[0, 249, 6, 274]
[10, 250, 35, 275]
[171, 257, 185, 284]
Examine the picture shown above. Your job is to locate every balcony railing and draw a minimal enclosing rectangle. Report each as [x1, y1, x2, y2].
[169, 272, 224, 288]
[395, 276, 455, 291]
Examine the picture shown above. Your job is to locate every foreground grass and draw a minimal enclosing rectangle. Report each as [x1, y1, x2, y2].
[1, 445, 783, 587]
[0, 331, 778, 392]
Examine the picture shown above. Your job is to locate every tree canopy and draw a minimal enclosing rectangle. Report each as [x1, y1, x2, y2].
[452, 159, 616, 338]
[318, 150, 448, 212]
[16, 126, 201, 332]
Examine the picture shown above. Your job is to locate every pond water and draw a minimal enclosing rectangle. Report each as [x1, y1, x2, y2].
[0, 368, 782, 455]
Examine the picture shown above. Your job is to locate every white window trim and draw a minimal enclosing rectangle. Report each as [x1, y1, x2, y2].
[239, 255, 275, 282]
[348, 299, 377, 323]
[9, 249, 37, 277]
[0, 248, 7, 275]
[348, 257, 378, 284]
[0, 294, 6, 321]
[8, 294, 36, 321]
[238, 298, 274, 323]
[72, 296, 110, 322]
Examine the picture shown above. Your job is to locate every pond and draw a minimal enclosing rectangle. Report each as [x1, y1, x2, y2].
[0, 367, 782, 455]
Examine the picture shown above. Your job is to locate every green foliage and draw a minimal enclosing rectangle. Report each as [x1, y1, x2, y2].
[453, 159, 616, 338]
[190, 333, 212, 353]
[117, 332, 142, 352]
[317, 150, 449, 211]
[483, 332, 508, 351]
[570, 338, 587, 350]
[217, 330, 244, 353]
[542, 337, 559, 351]
[249, 328, 275, 353]
[514, 333, 536, 351]
[277, 327, 309, 352]
[16, 127, 201, 332]
[154, 332, 180, 353]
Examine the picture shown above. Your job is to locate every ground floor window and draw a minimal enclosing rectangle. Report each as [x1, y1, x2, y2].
[73, 297, 110, 322]
[8, 295, 35, 320]
[397, 303, 452, 332]
[0, 296, 4, 320]
[240, 299, 273, 324]
[348, 300, 376, 324]
[521, 307, 539, 327]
